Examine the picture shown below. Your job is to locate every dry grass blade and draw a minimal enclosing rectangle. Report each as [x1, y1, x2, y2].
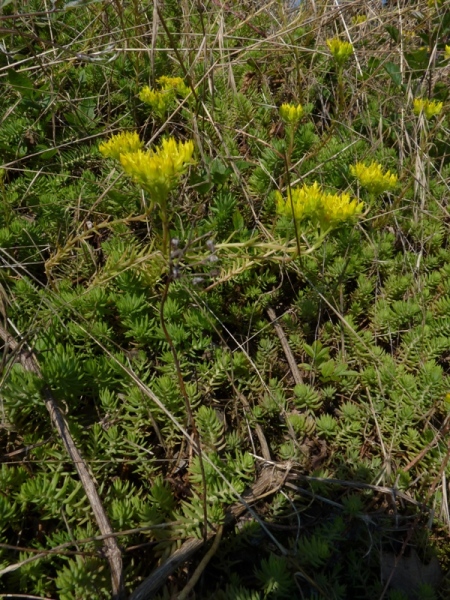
[267, 306, 303, 385]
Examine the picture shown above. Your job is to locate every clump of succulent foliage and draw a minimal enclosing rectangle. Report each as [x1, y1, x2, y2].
[2, 1, 450, 599]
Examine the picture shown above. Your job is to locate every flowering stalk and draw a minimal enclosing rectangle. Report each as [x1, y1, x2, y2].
[279, 102, 304, 166]
[206, 229, 348, 291]
[278, 102, 306, 254]
[194, 181, 363, 290]
[215, 237, 319, 263]
[326, 38, 354, 118]
[326, 38, 354, 66]
[100, 133, 195, 255]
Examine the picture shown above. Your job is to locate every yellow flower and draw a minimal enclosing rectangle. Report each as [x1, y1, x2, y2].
[352, 15, 367, 25]
[157, 76, 190, 97]
[350, 162, 398, 195]
[139, 86, 169, 117]
[319, 191, 363, 229]
[326, 38, 354, 65]
[139, 78, 189, 117]
[99, 131, 143, 160]
[120, 138, 195, 201]
[413, 98, 443, 119]
[276, 182, 363, 230]
[275, 182, 322, 222]
[445, 45, 450, 60]
[156, 138, 195, 171]
[279, 103, 304, 125]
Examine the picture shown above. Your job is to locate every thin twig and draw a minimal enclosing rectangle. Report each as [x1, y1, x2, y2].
[235, 388, 271, 461]
[159, 276, 209, 543]
[267, 307, 303, 385]
[0, 595, 56, 600]
[177, 525, 224, 600]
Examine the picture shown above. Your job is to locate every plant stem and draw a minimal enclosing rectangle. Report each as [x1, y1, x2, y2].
[159, 277, 209, 542]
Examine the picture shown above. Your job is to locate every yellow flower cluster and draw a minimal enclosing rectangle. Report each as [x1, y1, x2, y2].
[139, 76, 190, 117]
[276, 182, 363, 230]
[413, 98, 443, 119]
[139, 87, 168, 116]
[99, 131, 143, 160]
[157, 76, 190, 97]
[99, 133, 195, 201]
[276, 182, 322, 222]
[352, 15, 367, 25]
[350, 161, 397, 195]
[120, 138, 194, 200]
[326, 38, 354, 64]
[320, 191, 363, 226]
[279, 103, 304, 125]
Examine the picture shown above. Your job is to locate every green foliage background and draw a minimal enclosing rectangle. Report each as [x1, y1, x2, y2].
[1, 0, 450, 598]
